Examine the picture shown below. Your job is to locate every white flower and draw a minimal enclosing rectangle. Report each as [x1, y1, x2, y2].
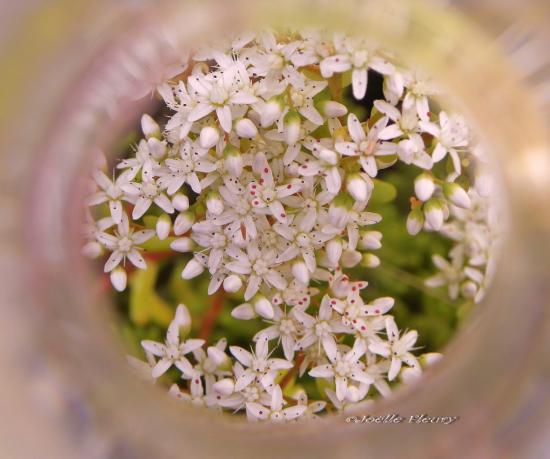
[186, 63, 258, 132]
[87, 169, 132, 224]
[97, 213, 155, 272]
[122, 175, 174, 220]
[183, 339, 231, 387]
[169, 379, 220, 409]
[273, 214, 332, 274]
[325, 385, 372, 413]
[294, 295, 349, 355]
[368, 317, 420, 381]
[230, 336, 293, 391]
[253, 304, 303, 361]
[246, 385, 306, 422]
[141, 305, 205, 378]
[157, 141, 216, 195]
[330, 290, 394, 330]
[293, 391, 326, 420]
[335, 113, 397, 177]
[420, 112, 468, 174]
[397, 134, 433, 170]
[117, 137, 166, 181]
[226, 244, 287, 300]
[320, 38, 394, 99]
[309, 339, 373, 401]
[284, 70, 328, 125]
[425, 253, 465, 300]
[248, 155, 302, 224]
[374, 101, 420, 141]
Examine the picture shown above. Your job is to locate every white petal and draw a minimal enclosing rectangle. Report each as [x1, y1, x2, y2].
[246, 402, 269, 420]
[229, 346, 253, 366]
[104, 250, 123, 272]
[127, 249, 146, 269]
[352, 69, 368, 100]
[216, 105, 233, 133]
[347, 113, 365, 143]
[152, 358, 172, 378]
[309, 364, 334, 378]
[132, 197, 152, 220]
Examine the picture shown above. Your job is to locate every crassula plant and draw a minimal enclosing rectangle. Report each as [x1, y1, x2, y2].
[84, 30, 498, 422]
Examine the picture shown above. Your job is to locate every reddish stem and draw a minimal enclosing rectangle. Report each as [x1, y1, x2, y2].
[198, 289, 226, 341]
[280, 353, 305, 390]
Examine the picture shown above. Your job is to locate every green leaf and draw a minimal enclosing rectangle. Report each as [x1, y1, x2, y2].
[141, 236, 176, 252]
[129, 262, 174, 327]
[370, 179, 397, 204]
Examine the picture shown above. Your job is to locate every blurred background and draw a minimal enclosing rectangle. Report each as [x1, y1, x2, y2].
[0, 0, 549, 458]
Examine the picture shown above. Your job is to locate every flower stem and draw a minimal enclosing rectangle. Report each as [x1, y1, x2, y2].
[198, 289, 226, 341]
[280, 353, 305, 390]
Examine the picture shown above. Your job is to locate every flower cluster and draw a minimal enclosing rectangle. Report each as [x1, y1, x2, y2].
[85, 30, 497, 420]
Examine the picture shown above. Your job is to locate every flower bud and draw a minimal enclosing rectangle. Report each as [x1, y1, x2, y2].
[235, 118, 258, 138]
[341, 249, 362, 268]
[414, 173, 435, 201]
[442, 182, 471, 209]
[156, 214, 172, 240]
[206, 191, 224, 215]
[475, 171, 492, 198]
[141, 114, 160, 139]
[259, 97, 284, 127]
[358, 231, 382, 250]
[199, 126, 220, 149]
[406, 208, 424, 235]
[174, 211, 195, 235]
[174, 303, 192, 337]
[461, 280, 478, 299]
[346, 385, 363, 403]
[319, 148, 338, 166]
[292, 260, 310, 285]
[223, 145, 243, 177]
[172, 193, 190, 211]
[360, 253, 380, 268]
[326, 239, 343, 266]
[174, 303, 191, 325]
[424, 199, 444, 230]
[147, 138, 167, 160]
[207, 347, 228, 367]
[170, 237, 195, 252]
[401, 367, 422, 384]
[181, 258, 204, 279]
[319, 100, 348, 118]
[110, 267, 127, 292]
[284, 109, 301, 145]
[223, 274, 242, 293]
[82, 241, 102, 259]
[253, 296, 274, 319]
[420, 352, 443, 368]
[328, 193, 354, 227]
[231, 303, 255, 320]
[346, 173, 369, 202]
[213, 378, 235, 395]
